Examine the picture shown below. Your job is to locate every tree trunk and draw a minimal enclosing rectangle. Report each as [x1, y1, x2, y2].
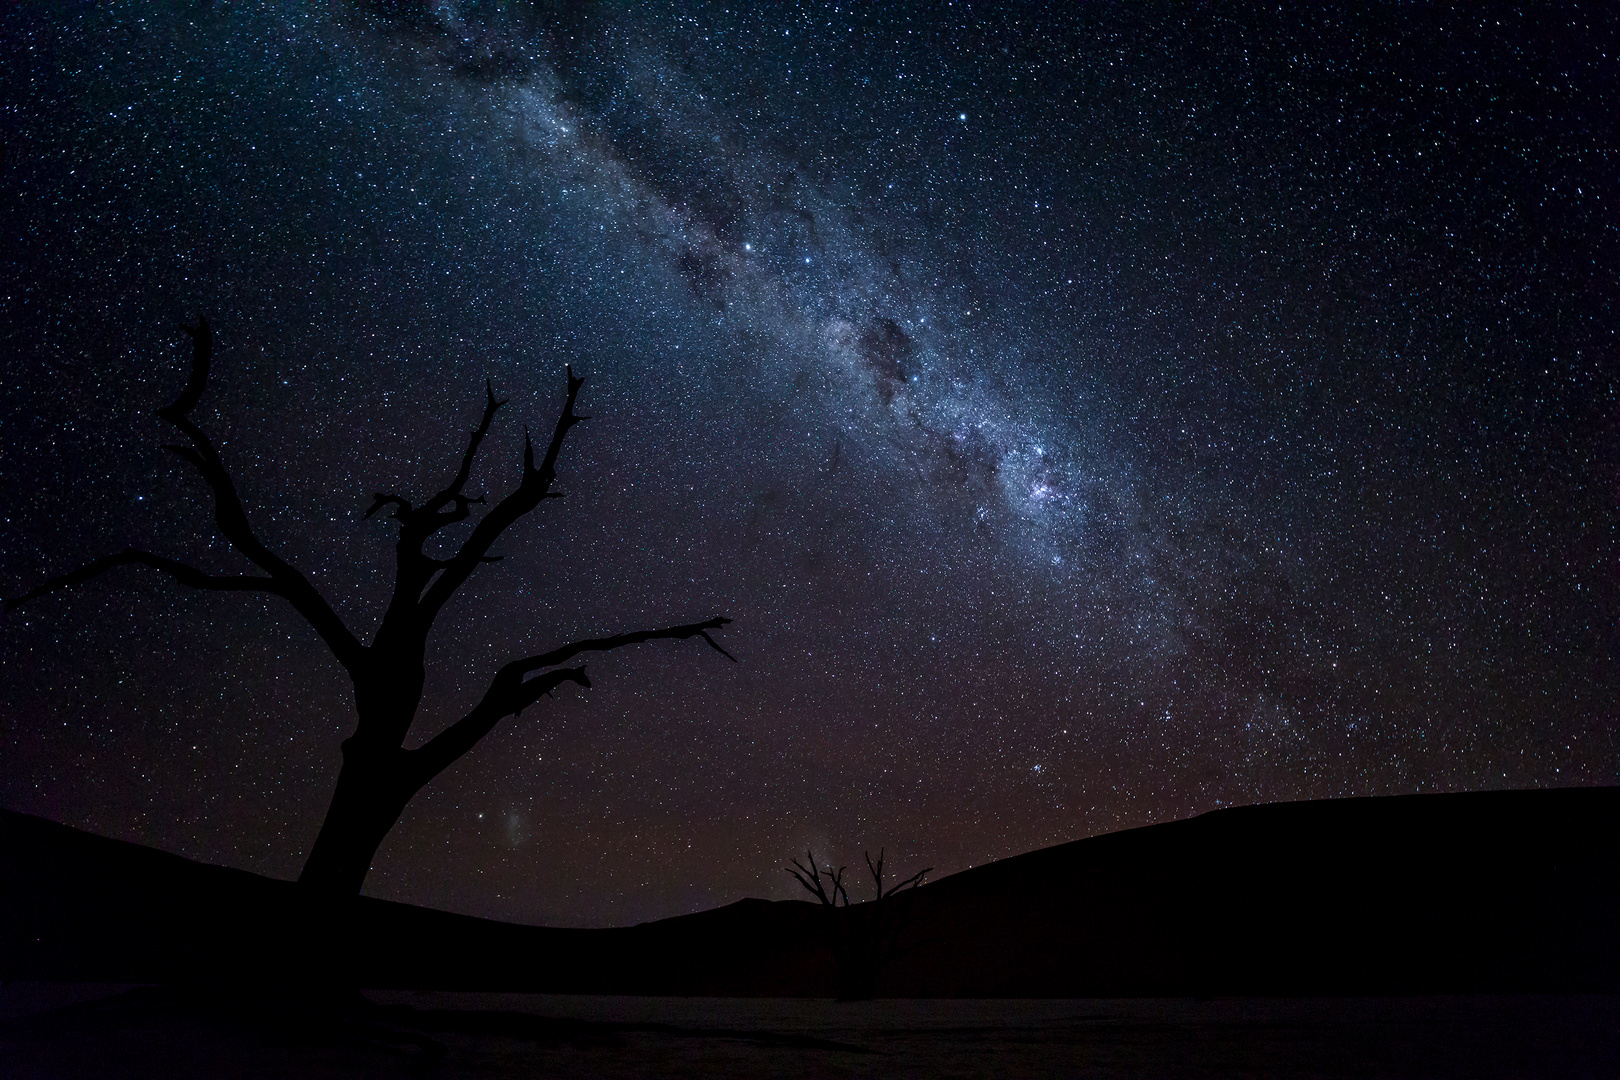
[298, 741, 413, 897]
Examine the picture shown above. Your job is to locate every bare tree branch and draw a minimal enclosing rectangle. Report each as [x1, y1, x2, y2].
[394, 380, 504, 544]
[789, 850, 849, 908]
[161, 321, 365, 674]
[156, 318, 212, 421]
[364, 493, 413, 521]
[403, 614, 733, 791]
[416, 367, 587, 621]
[500, 617, 736, 680]
[5, 548, 279, 611]
[434, 380, 504, 512]
[406, 666, 589, 791]
[15, 321, 366, 675]
[788, 854, 826, 904]
[866, 848, 931, 900]
[364, 383, 515, 653]
[886, 867, 932, 897]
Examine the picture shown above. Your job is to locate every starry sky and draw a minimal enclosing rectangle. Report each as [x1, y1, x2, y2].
[1, 1, 1615, 928]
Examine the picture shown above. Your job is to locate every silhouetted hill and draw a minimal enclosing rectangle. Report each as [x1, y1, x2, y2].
[884, 786, 1617, 995]
[3, 787, 1614, 995]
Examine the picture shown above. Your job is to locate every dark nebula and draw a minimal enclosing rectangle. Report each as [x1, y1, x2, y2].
[1, 1, 1614, 927]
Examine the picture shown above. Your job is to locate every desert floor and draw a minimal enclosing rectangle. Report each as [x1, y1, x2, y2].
[1, 984, 1614, 1078]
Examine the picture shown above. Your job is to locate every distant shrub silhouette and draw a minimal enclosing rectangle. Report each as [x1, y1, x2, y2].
[9, 319, 734, 902]
[788, 848, 931, 1000]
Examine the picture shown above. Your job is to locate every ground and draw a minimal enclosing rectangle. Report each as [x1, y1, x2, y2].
[2, 986, 1614, 1079]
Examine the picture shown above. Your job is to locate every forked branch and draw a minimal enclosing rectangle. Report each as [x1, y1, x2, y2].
[415, 367, 588, 621]
[789, 849, 851, 908]
[866, 848, 932, 900]
[500, 616, 735, 681]
[370, 380, 512, 635]
[383, 381, 505, 543]
[436, 380, 504, 512]
[8, 321, 365, 675]
[405, 615, 735, 791]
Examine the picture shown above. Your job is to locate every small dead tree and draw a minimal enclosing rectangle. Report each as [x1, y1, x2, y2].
[8, 319, 734, 898]
[788, 848, 931, 1000]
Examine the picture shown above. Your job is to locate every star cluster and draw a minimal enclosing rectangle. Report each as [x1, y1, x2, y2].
[1, 1, 1614, 926]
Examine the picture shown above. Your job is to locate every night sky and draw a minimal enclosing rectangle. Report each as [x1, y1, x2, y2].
[2, 1, 1615, 928]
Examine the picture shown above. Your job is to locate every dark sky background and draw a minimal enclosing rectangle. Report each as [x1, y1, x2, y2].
[2, 1, 1615, 928]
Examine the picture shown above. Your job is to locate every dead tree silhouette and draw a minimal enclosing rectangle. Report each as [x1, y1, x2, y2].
[7, 319, 734, 898]
[788, 848, 930, 1000]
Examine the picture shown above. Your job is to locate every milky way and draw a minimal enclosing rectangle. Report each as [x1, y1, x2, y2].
[2, 2, 1614, 926]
